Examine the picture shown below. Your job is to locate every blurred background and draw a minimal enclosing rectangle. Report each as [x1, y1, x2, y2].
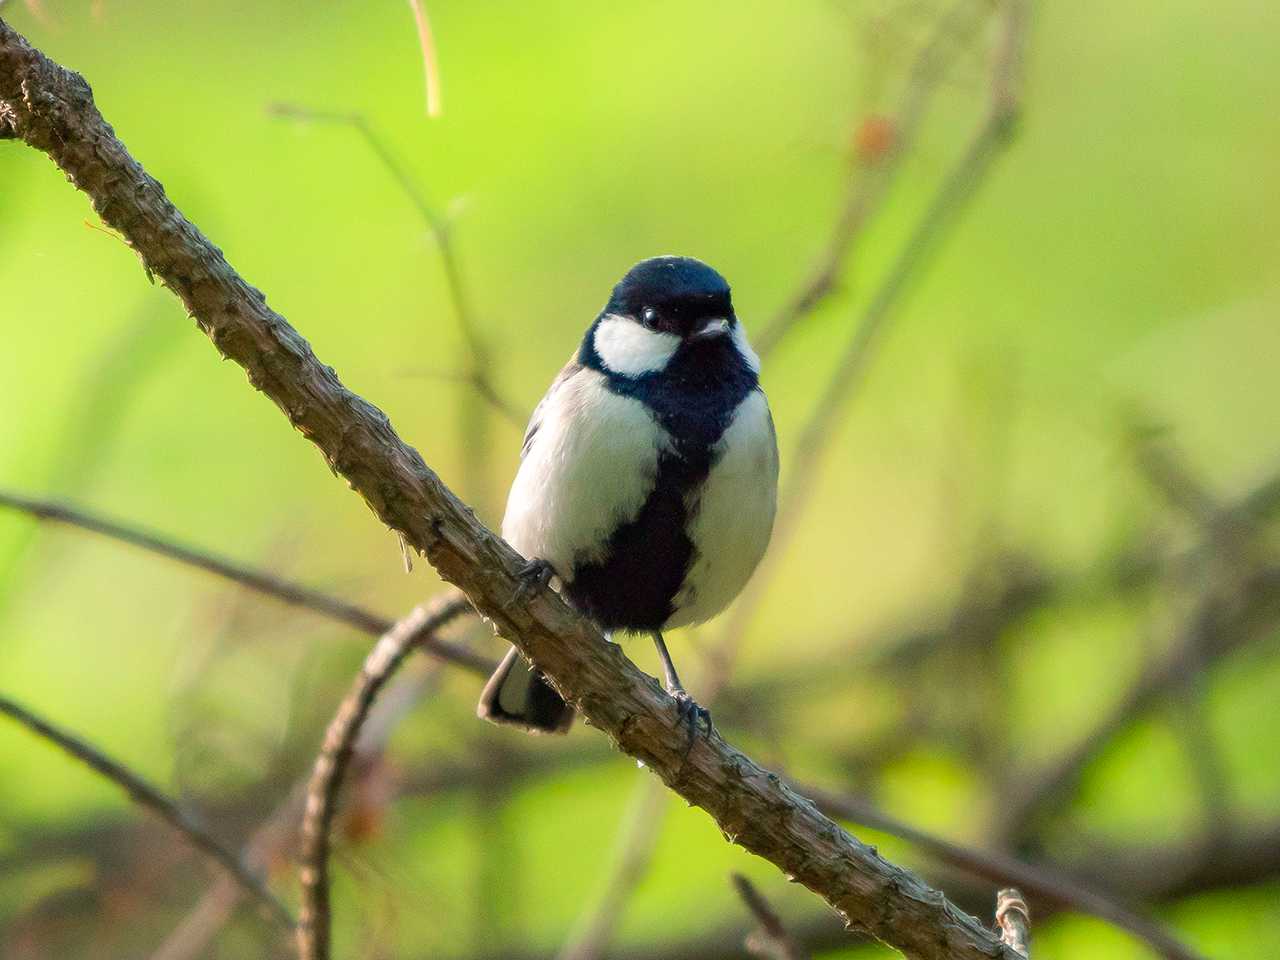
[2, 1, 1279, 957]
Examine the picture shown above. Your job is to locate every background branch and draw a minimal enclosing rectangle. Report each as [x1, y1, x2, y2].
[0, 488, 491, 675]
[0, 694, 294, 931]
[731, 874, 810, 960]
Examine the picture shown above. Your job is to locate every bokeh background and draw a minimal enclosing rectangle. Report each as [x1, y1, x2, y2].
[3, 1, 1280, 957]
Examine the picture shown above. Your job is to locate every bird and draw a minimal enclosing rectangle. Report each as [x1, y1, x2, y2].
[477, 255, 779, 738]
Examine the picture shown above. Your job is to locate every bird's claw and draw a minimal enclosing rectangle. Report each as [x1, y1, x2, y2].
[509, 558, 555, 609]
[670, 688, 713, 758]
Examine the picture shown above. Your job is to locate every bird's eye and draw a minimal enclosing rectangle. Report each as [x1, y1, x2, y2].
[641, 306, 658, 326]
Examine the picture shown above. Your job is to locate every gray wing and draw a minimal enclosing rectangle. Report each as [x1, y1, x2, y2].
[520, 356, 583, 459]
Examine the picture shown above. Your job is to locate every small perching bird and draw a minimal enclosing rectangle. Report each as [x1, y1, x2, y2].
[478, 256, 779, 737]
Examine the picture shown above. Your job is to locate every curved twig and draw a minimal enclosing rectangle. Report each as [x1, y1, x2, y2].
[296, 594, 471, 959]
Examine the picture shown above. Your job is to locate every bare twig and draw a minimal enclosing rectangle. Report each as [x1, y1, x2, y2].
[804, 783, 1204, 960]
[267, 101, 521, 431]
[2, 20, 1022, 958]
[713, 0, 1030, 696]
[406, 0, 442, 117]
[150, 624, 465, 960]
[755, 0, 995, 357]
[0, 694, 293, 931]
[994, 888, 1030, 957]
[1000, 564, 1280, 840]
[732, 874, 810, 960]
[0, 489, 491, 675]
[296, 594, 469, 960]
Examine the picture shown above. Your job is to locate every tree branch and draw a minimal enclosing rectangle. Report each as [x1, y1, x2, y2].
[804, 783, 1203, 960]
[712, 0, 1030, 689]
[994, 889, 1030, 958]
[1, 17, 1020, 959]
[0, 488, 491, 675]
[297, 594, 470, 959]
[0, 693, 293, 931]
[755, 0, 996, 357]
[267, 101, 522, 431]
[732, 874, 810, 960]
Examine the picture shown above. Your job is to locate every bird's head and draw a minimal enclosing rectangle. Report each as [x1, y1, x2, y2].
[584, 256, 758, 379]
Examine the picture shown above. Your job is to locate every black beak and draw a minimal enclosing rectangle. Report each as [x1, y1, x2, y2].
[688, 317, 731, 342]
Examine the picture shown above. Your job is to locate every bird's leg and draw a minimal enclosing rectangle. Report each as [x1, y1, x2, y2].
[651, 630, 713, 750]
[509, 558, 555, 608]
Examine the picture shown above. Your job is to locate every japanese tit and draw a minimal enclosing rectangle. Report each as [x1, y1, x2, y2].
[478, 256, 779, 735]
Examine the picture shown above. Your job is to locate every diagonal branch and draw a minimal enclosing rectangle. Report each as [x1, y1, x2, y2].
[755, 0, 996, 357]
[711, 0, 1030, 694]
[0, 693, 294, 931]
[267, 102, 522, 430]
[732, 874, 810, 960]
[0, 488, 491, 675]
[2, 16, 1019, 959]
[804, 783, 1204, 960]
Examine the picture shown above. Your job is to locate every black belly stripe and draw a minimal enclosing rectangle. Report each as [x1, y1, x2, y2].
[566, 333, 758, 631]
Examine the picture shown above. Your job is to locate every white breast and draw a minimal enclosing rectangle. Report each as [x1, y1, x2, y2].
[668, 388, 779, 629]
[502, 368, 668, 578]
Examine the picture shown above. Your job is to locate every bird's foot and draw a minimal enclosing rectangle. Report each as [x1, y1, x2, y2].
[509, 558, 555, 609]
[669, 686, 714, 757]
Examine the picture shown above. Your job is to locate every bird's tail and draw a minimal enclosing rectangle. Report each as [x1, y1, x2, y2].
[477, 645, 575, 734]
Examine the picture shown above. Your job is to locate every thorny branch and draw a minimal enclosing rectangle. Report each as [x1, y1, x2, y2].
[1, 16, 1023, 960]
[804, 783, 1203, 960]
[0, 694, 294, 930]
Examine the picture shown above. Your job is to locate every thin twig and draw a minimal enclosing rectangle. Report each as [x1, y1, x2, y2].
[998, 564, 1280, 840]
[994, 888, 1030, 957]
[0, 489, 491, 675]
[731, 874, 810, 960]
[0, 694, 294, 931]
[267, 101, 522, 430]
[755, 0, 995, 357]
[406, 0, 442, 118]
[151, 625, 463, 960]
[713, 0, 1029, 695]
[296, 594, 470, 960]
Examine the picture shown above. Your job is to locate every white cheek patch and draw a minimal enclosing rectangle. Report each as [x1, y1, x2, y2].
[593, 314, 680, 377]
[731, 321, 761, 374]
